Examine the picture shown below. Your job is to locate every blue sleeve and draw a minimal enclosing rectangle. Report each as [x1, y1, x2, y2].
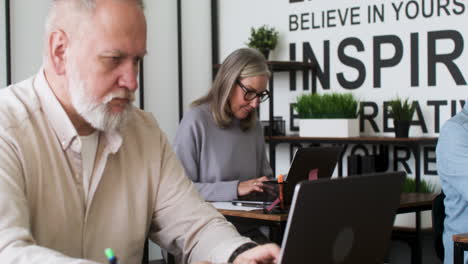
[437, 120, 468, 202]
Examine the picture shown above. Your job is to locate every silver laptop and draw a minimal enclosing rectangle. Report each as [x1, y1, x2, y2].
[278, 172, 405, 263]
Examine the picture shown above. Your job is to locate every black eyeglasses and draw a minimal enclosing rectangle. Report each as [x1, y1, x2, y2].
[236, 80, 270, 102]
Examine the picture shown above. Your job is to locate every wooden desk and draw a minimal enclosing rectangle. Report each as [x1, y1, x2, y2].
[218, 209, 288, 222]
[219, 192, 435, 264]
[398, 192, 436, 213]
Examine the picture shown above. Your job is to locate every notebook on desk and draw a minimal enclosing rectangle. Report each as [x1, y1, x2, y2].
[278, 171, 405, 264]
[232, 146, 342, 207]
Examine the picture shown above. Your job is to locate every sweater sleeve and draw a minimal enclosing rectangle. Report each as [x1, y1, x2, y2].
[173, 109, 239, 202]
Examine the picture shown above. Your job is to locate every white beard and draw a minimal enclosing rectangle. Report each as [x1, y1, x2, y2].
[68, 67, 135, 132]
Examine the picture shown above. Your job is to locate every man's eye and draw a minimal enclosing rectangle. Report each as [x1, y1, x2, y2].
[109, 56, 121, 64]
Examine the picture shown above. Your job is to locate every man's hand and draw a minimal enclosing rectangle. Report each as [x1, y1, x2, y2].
[233, 243, 280, 264]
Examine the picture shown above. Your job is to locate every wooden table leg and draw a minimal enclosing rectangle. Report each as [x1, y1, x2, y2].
[414, 211, 422, 264]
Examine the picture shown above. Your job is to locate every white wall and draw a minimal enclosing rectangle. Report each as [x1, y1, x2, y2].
[143, 1, 178, 259]
[143, 0, 179, 142]
[10, 0, 50, 82]
[181, 0, 212, 112]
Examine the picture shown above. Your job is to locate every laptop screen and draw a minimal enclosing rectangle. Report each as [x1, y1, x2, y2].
[282, 146, 342, 206]
[233, 146, 341, 206]
[278, 172, 405, 263]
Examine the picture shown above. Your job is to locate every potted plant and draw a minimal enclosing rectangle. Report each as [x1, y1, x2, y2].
[394, 176, 435, 228]
[246, 25, 279, 59]
[402, 177, 435, 193]
[294, 93, 360, 137]
[387, 97, 416, 138]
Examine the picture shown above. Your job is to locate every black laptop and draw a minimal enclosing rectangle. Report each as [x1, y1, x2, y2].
[278, 172, 405, 263]
[232, 146, 342, 207]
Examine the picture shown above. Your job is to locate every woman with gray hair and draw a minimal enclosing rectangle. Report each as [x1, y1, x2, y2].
[175, 47, 273, 201]
[174, 48, 273, 242]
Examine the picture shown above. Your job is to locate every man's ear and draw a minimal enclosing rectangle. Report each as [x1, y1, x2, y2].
[48, 29, 69, 75]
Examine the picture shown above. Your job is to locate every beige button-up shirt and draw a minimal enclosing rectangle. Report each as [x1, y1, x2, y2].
[0, 70, 250, 264]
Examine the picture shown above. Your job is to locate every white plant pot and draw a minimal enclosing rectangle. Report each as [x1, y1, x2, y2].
[299, 118, 359, 138]
[393, 211, 433, 229]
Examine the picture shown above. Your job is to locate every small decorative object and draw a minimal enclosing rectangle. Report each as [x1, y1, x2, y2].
[388, 97, 415, 138]
[261, 116, 286, 136]
[294, 93, 360, 137]
[246, 25, 279, 59]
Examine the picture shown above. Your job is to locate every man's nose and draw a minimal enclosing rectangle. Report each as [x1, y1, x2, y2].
[118, 61, 139, 92]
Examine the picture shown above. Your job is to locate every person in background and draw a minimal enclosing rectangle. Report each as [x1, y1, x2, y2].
[437, 102, 468, 264]
[0, 1, 279, 263]
[174, 48, 273, 243]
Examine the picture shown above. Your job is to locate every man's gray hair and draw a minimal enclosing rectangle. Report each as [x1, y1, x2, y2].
[43, 0, 144, 59]
[45, 0, 144, 34]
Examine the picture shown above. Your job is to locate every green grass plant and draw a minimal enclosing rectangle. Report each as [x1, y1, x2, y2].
[402, 177, 435, 193]
[294, 93, 359, 119]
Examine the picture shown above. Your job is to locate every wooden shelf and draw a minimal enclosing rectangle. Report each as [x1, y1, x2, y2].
[213, 60, 314, 72]
[268, 61, 315, 71]
[265, 135, 438, 144]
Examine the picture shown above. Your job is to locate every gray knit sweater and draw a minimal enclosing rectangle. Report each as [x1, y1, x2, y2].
[174, 104, 273, 202]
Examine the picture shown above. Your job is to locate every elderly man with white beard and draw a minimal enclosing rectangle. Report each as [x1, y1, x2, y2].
[0, 0, 280, 264]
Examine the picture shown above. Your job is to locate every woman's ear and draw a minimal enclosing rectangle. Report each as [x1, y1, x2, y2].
[48, 29, 69, 75]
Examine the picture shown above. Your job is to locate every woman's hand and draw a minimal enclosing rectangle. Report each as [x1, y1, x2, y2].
[238, 176, 270, 197]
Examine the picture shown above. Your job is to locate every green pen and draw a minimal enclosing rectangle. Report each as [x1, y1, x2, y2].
[104, 248, 119, 264]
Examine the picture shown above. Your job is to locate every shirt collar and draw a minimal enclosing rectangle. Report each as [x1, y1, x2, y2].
[33, 68, 123, 153]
